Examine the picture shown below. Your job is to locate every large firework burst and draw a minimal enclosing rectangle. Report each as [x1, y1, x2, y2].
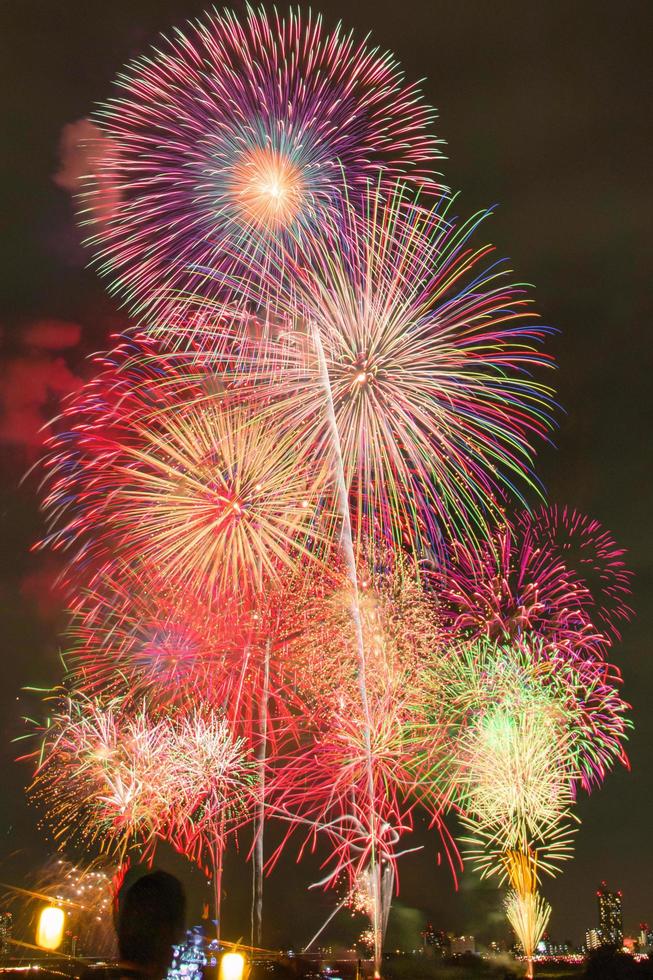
[225, 184, 556, 554]
[85, 5, 443, 320]
[39, 344, 330, 598]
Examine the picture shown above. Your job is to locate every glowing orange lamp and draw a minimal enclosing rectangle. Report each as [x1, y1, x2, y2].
[36, 905, 65, 950]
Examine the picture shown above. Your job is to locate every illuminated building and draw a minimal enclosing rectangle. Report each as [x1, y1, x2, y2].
[586, 929, 602, 951]
[0, 912, 12, 957]
[639, 924, 653, 953]
[450, 935, 476, 955]
[421, 924, 449, 956]
[597, 881, 623, 946]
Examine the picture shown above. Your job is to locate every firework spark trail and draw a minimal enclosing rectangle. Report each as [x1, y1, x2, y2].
[251, 637, 270, 948]
[504, 851, 551, 980]
[311, 320, 384, 976]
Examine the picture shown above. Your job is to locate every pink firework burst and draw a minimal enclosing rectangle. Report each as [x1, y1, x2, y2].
[433, 519, 603, 655]
[521, 506, 634, 642]
[86, 6, 444, 321]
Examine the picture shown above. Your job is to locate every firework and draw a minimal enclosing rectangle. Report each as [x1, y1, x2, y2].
[424, 632, 631, 978]
[432, 519, 603, 654]
[164, 710, 258, 872]
[28, 698, 257, 874]
[504, 854, 551, 980]
[85, 6, 443, 321]
[225, 184, 555, 555]
[285, 550, 443, 706]
[20, 5, 637, 969]
[522, 506, 634, 642]
[102, 399, 325, 595]
[27, 697, 171, 860]
[426, 635, 631, 799]
[39, 348, 330, 599]
[456, 700, 576, 853]
[268, 563, 455, 971]
[443, 651, 576, 980]
[269, 689, 437, 973]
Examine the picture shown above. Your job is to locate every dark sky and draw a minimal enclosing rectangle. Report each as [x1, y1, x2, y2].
[1, 0, 651, 951]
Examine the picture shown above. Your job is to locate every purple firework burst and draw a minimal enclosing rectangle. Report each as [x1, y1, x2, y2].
[85, 5, 444, 323]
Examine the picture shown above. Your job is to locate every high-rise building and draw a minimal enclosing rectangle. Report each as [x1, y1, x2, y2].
[597, 882, 623, 947]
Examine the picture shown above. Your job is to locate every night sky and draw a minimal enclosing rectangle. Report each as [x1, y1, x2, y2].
[1, 0, 651, 951]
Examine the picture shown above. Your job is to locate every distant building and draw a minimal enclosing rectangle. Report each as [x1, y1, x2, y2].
[538, 934, 571, 956]
[639, 923, 653, 953]
[586, 929, 602, 951]
[421, 924, 449, 956]
[450, 935, 476, 955]
[597, 882, 623, 946]
[0, 912, 12, 957]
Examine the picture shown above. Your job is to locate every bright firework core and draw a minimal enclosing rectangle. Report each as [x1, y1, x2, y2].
[230, 146, 305, 229]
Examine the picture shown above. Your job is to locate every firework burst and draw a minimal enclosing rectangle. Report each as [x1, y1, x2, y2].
[27, 697, 258, 874]
[164, 710, 258, 872]
[432, 519, 603, 654]
[225, 184, 556, 555]
[27, 697, 170, 860]
[39, 349, 330, 598]
[521, 506, 634, 642]
[427, 635, 631, 800]
[85, 6, 443, 320]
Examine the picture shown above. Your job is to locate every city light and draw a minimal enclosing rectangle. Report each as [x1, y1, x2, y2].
[36, 906, 65, 950]
[219, 951, 245, 980]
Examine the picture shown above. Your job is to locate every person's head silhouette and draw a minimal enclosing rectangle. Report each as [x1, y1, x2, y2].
[117, 871, 186, 979]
